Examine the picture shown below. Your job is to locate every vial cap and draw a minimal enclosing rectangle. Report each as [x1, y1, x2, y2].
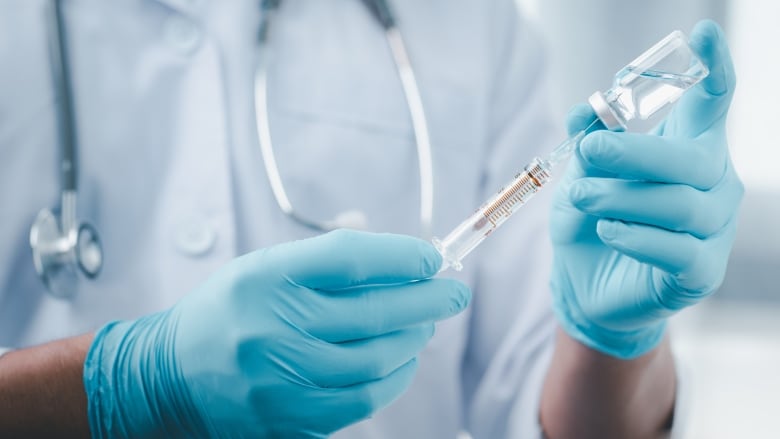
[589, 91, 626, 131]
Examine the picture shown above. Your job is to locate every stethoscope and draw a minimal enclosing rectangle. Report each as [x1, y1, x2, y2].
[30, 0, 103, 299]
[30, 0, 433, 299]
[255, 0, 434, 235]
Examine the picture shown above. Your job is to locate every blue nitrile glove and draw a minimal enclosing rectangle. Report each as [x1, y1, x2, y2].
[550, 20, 743, 359]
[83, 230, 471, 438]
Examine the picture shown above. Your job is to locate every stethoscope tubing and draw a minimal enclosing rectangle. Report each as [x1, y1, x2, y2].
[33, 0, 432, 297]
[31, 0, 103, 299]
[256, 0, 435, 237]
[48, 0, 78, 194]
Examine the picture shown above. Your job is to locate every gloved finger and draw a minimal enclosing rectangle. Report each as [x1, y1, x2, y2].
[566, 104, 604, 137]
[595, 218, 736, 302]
[303, 278, 470, 342]
[253, 229, 442, 290]
[556, 104, 611, 195]
[664, 20, 736, 138]
[312, 358, 420, 432]
[569, 176, 742, 238]
[579, 129, 728, 190]
[251, 358, 420, 434]
[301, 324, 434, 388]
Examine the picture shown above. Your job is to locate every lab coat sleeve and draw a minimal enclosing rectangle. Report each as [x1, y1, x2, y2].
[460, 1, 561, 437]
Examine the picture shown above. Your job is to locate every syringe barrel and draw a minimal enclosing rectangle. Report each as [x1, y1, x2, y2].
[433, 158, 551, 271]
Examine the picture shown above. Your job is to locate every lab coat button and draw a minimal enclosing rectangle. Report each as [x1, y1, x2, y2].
[164, 15, 203, 55]
[174, 218, 216, 257]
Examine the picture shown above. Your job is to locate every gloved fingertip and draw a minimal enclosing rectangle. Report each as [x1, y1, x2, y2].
[596, 219, 620, 242]
[689, 19, 732, 96]
[459, 283, 473, 309]
[420, 241, 443, 277]
[568, 179, 592, 207]
[691, 19, 722, 39]
[425, 323, 436, 339]
[579, 131, 614, 163]
[450, 281, 472, 314]
[566, 104, 598, 136]
[690, 19, 724, 53]
[579, 131, 597, 151]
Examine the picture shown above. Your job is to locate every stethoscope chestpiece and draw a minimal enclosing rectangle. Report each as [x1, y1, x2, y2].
[30, 207, 103, 299]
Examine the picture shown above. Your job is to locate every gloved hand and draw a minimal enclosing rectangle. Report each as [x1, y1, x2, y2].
[550, 20, 743, 359]
[83, 230, 471, 438]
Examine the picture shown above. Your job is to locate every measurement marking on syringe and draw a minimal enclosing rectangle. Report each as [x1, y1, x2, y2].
[482, 173, 539, 227]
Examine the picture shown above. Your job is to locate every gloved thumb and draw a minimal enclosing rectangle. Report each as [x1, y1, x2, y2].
[565, 104, 600, 137]
[668, 19, 736, 137]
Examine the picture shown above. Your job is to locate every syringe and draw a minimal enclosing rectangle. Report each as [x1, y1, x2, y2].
[432, 120, 597, 271]
[432, 29, 709, 272]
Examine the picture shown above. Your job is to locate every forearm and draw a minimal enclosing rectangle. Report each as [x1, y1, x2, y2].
[0, 333, 93, 437]
[540, 329, 675, 439]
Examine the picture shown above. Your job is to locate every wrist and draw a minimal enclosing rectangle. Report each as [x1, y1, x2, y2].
[84, 311, 199, 438]
[552, 287, 667, 360]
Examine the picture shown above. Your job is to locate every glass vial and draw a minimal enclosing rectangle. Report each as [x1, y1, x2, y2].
[589, 30, 709, 130]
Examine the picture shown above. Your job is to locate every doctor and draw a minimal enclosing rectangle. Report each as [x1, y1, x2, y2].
[0, 0, 741, 438]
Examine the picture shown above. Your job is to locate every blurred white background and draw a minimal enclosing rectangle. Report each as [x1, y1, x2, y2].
[515, 1, 780, 437]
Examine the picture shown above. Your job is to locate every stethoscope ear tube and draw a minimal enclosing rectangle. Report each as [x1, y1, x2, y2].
[360, 0, 396, 29]
[256, 0, 434, 237]
[48, 0, 78, 192]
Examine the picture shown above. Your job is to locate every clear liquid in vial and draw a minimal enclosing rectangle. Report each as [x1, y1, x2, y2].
[607, 68, 702, 121]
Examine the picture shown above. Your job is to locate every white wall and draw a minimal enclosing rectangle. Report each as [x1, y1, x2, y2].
[727, 1, 780, 191]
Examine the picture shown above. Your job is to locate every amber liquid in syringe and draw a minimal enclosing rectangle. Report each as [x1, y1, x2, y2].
[479, 161, 550, 231]
[432, 123, 592, 272]
[432, 157, 552, 271]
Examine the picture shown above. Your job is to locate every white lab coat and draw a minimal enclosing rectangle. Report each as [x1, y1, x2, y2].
[0, 0, 561, 437]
